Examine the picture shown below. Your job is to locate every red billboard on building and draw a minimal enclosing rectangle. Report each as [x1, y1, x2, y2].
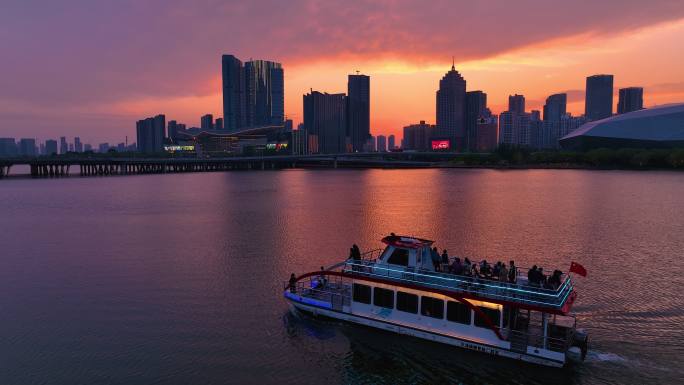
[431, 139, 451, 150]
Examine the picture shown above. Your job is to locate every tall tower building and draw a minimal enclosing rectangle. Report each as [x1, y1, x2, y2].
[60, 137, 68, 154]
[376, 135, 387, 152]
[244, 60, 284, 127]
[347, 74, 370, 152]
[543, 93, 567, 121]
[508, 94, 526, 114]
[303, 91, 347, 154]
[585, 74, 614, 120]
[201, 114, 214, 130]
[465, 91, 488, 151]
[136, 114, 165, 153]
[222, 55, 245, 131]
[436, 63, 467, 150]
[617, 87, 644, 114]
[388, 134, 396, 150]
[74, 137, 83, 152]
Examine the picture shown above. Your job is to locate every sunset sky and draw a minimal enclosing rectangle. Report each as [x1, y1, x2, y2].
[2, 0, 684, 144]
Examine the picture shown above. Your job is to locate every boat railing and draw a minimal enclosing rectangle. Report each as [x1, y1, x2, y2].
[342, 259, 574, 309]
[504, 327, 573, 353]
[284, 275, 351, 311]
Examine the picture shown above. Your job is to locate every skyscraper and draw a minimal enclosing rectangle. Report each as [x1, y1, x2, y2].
[136, 114, 165, 153]
[222, 55, 284, 131]
[585, 74, 614, 120]
[347, 74, 370, 152]
[60, 136, 68, 154]
[376, 135, 387, 152]
[388, 135, 396, 150]
[19, 138, 37, 157]
[436, 63, 466, 150]
[542, 93, 567, 147]
[222, 55, 245, 131]
[215, 117, 224, 130]
[508, 94, 525, 114]
[303, 91, 347, 154]
[167, 120, 179, 141]
[244, 59, 284, 127]
[617, 87, 644, 114]
[465, 91, 488, 151]
[74, 137, 83, 152]
[475, 116, 499, 152]
[45, 139, 58, 155]
[543, 93, 567, 121]
[0, 138, 18, 157]
[201, 114, 214, 130]
[403, 121, 435, 151]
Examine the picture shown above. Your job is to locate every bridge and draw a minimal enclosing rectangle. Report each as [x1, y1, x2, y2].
[0, 152, 476, 179]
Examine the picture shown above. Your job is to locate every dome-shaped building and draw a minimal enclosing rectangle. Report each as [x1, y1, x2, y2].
[560, 104, 684, 150]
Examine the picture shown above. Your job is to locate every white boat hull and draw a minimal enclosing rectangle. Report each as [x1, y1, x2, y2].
[286, 294, 566, 368]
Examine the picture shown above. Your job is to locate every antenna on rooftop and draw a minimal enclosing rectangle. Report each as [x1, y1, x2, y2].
[451, 56, 455, 70]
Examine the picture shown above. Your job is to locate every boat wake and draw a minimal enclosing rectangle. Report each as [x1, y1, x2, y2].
[586, 351, 627, 363]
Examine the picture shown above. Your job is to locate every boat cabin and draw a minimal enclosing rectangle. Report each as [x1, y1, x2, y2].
[377, 235, 437, 271]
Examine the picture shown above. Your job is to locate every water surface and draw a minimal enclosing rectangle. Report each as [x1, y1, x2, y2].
[1, 169, 682, 384]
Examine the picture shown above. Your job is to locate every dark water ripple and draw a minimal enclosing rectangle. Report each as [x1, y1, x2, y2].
[1, 169, 683, 385]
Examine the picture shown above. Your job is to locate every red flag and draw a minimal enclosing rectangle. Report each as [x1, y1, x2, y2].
[569, 262, 587, 277]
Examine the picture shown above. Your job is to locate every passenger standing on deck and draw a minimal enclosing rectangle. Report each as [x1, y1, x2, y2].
[441, 250, 449, 265]
[289, 273, 297, 293]
[508, 260, 517, 284]
[431, 247, 441, 271]
[499, 262, 508, 283]
[463, 258, 472, 276]
[528, 265, 538, 286]
[318, 266, 327, 288]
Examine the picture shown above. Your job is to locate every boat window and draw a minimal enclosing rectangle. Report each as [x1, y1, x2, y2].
[396, 291, 418, 314]
[386, 248, 409, 266]
[420, 296, 444, 319]
[373, 287, 394, 309]
[446, 301, 471, 325]
[352, 283, 371, 304]
[474, 306, 501, 329]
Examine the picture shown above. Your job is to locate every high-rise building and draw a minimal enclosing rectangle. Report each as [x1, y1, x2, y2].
[542, 93, 567, 148]
[508, 94, 526, 114]
[245, 59, 284, 127]
[543, 93, 567, 121]
[585, 74, 613, 120]
[617, 87, 644, 114]
[498, 111, 515, 145]
[98, 143, 110, 153]
[215, 117, 224, 130]
[388, 135, 396, 150]
[45, 139, 58, 155]
[19, 138, 37, 156]
[347, 74, 370, 152]
[74, 137, 83, 152]
[0, 138, 18, 157]
[529, 111, 544, 149]
[475, 116, 498, 152]
[515, 113, 532, 146]
[201, 114, 214, 130]
[436, 63, 467, 150]
[167, 120, 179, 142]
[222, 54, 246, 131]
[68, 143, 74, 152]
[376, 135, 387, 152]
[403, 121, 435, 151]
[84, 144, 92, 152]
[303, 91, 347, 154]
[60, 137, 68, 154]
[465, 91, 488, 151]
[559, 114, 587, 139]
[222, 55, 284, 131]
[366, 136, 376, 152]
[0, 139, 13, 156]
[136, 114, 165, 153]
[39, 143, 45, 155]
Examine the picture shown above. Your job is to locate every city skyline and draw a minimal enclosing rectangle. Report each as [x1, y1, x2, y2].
[1, 1, 684, 144]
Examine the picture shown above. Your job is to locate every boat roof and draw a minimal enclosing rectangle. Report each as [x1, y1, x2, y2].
[381, 235, 434, 249]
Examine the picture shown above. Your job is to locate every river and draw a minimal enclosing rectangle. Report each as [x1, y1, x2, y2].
[1, 169, 682, 384]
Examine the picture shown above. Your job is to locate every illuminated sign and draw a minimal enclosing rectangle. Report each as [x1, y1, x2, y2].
[266, 142, 289, 151]
[431, 140, 450, 150]
[164, 145, 195, 152]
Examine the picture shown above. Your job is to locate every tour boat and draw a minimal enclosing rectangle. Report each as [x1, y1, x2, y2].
[283, 235, 588, 368]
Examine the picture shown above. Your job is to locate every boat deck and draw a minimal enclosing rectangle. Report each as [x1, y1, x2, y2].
[342, 259, 575, 312]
